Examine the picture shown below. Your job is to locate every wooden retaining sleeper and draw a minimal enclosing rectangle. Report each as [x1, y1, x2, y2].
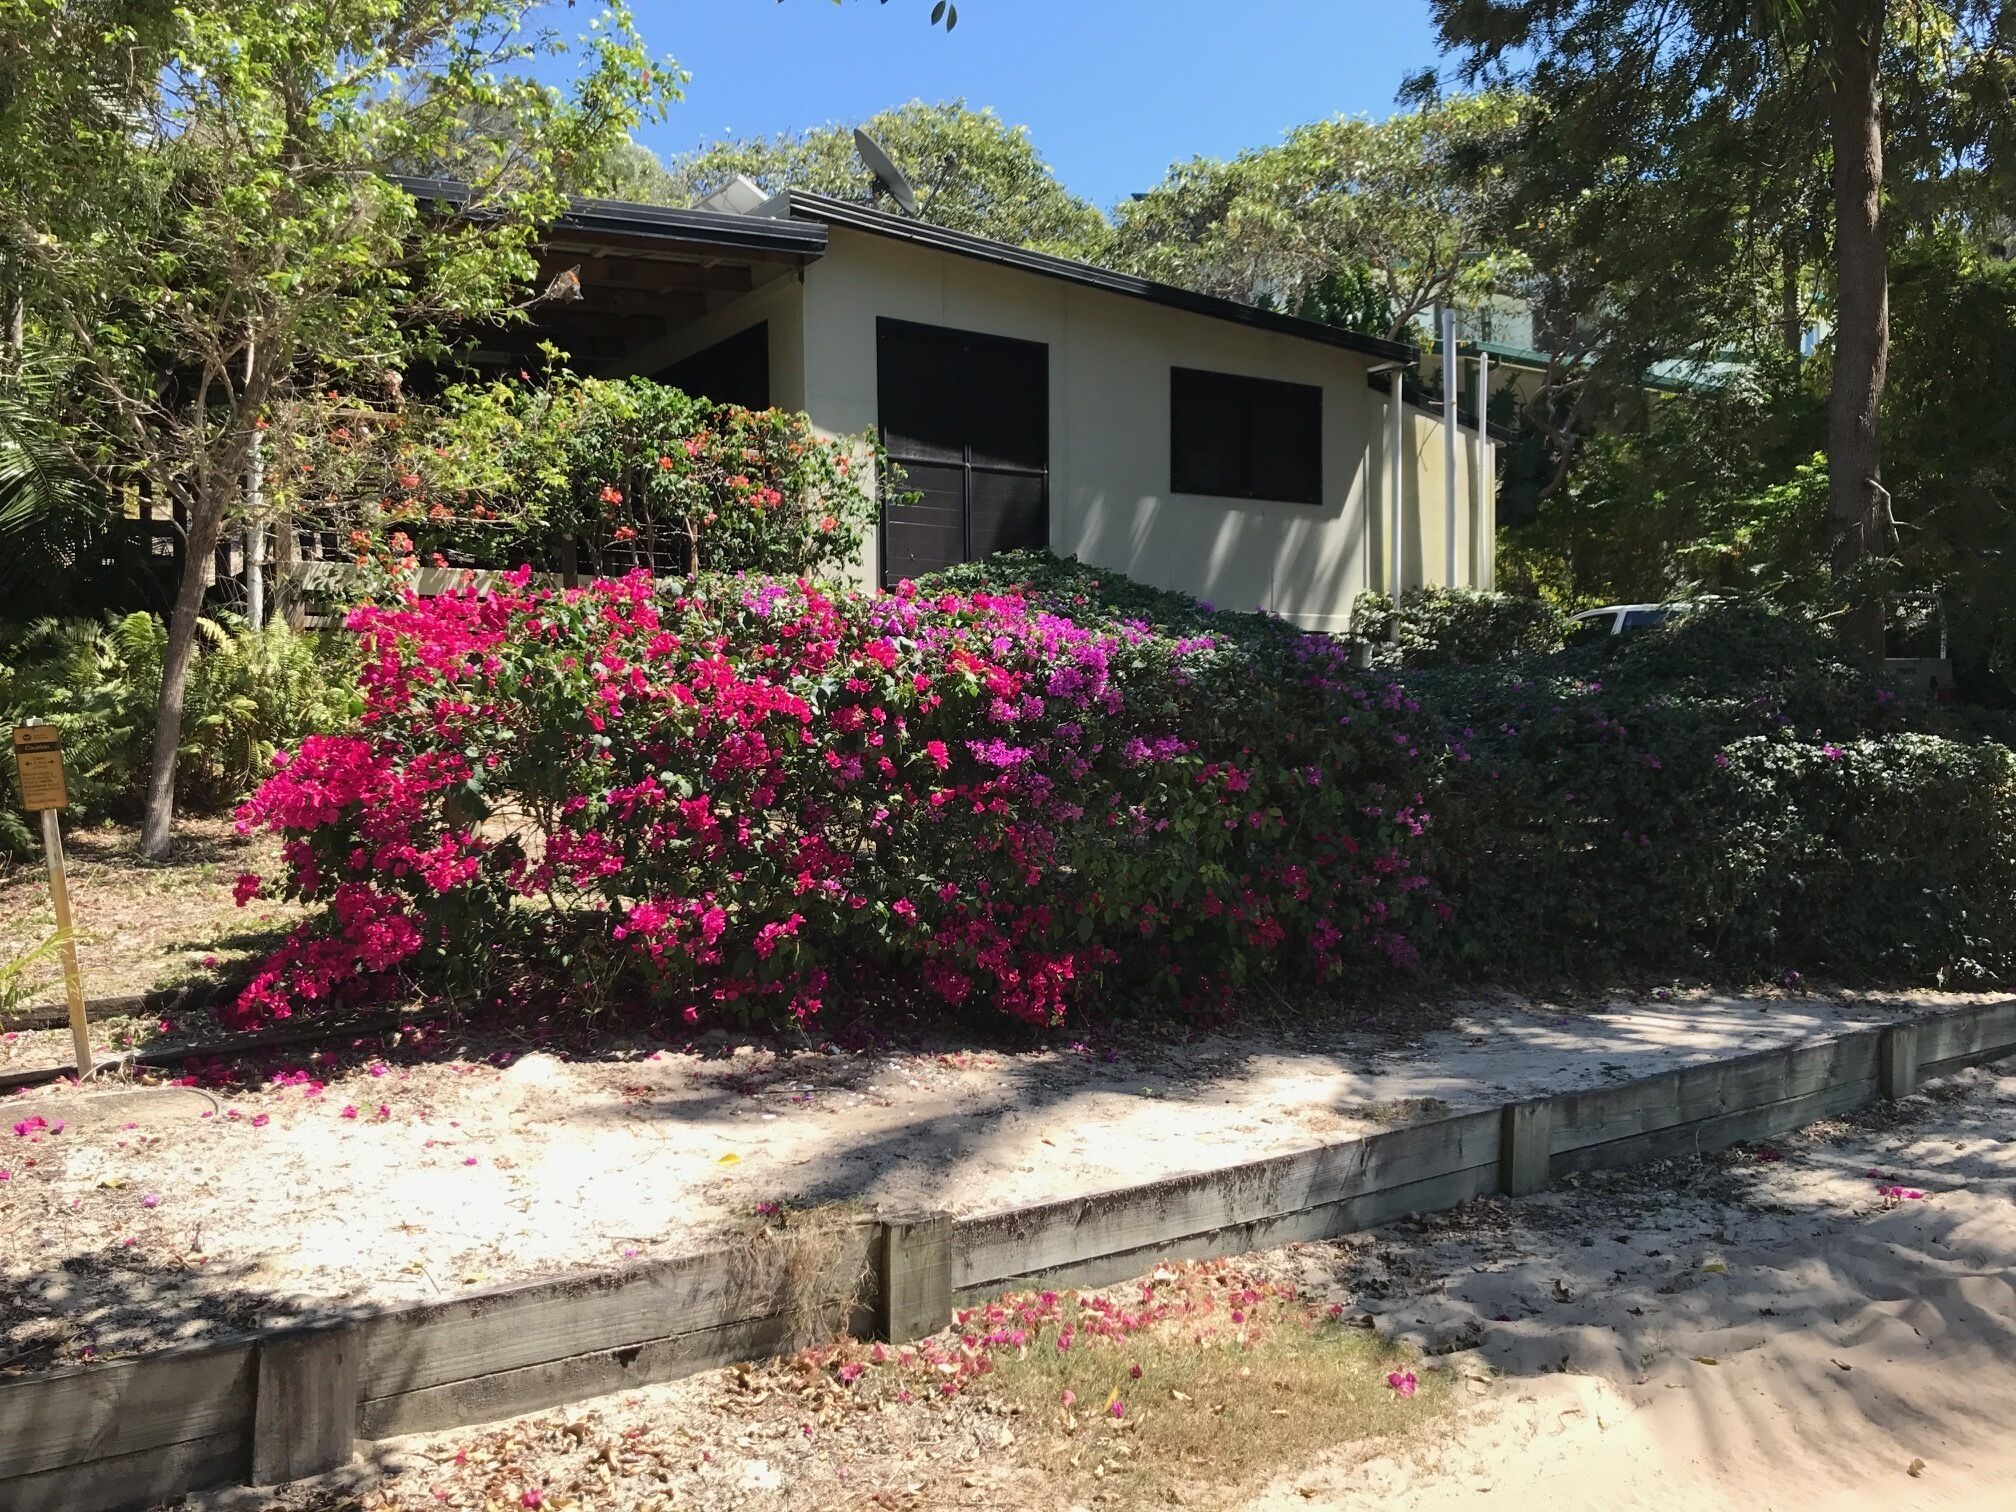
[2, 998, 2011, 1512]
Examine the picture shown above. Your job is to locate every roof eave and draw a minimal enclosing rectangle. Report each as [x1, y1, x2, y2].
[782, 190, 1419, 366]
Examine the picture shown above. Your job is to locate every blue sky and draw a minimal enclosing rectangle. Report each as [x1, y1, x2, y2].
[542, 1, 1447, 210]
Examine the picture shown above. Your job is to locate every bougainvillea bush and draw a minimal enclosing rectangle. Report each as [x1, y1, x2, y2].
[228, 567, 1442, 1031]
[933, 556, 2016, 986]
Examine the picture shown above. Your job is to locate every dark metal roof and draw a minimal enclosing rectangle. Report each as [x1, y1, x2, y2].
[778, 190, 1420, 365]
[390, 175, 1419, 364]
[390, 175, 828, 259]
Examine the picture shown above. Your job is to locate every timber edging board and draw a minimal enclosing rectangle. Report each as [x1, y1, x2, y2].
[3, 996, 2012, 1512]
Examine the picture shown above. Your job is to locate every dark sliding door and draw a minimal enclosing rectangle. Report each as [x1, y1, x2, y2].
[876, 318, 1049, 587]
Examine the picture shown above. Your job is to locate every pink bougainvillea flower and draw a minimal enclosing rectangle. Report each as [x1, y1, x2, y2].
[463, 1156, 478, 1166]
[1129, 1363, 1143, 1379]
[1387, 1370, 1419, 1398]
[1108, 1398, 1127, 1419]
[837, 1363, 864, 1384]
[1060, 1389, 1076, 1408]
[340, 1105, 358, 1120]
[141, 1194, 159, 1209]
[520, 1491, 544, 1509]
[249, 1113, 270, 1128]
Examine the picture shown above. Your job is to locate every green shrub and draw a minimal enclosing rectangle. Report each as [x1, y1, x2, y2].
[1351, 587, 1571, 667]
[271, 374, 879, 581]
[1411, 601, 2016, 984]
[0, 613, 357, 852]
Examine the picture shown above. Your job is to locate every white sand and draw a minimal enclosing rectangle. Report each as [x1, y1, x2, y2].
[0, 989, 2002, 1363]
[1250, 1063, 2016, 1511]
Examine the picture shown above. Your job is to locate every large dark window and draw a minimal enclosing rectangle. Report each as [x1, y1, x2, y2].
[655, 322, 769, 410]
[1169, 366, 1323, 505]
[877, 318, 1049, 586]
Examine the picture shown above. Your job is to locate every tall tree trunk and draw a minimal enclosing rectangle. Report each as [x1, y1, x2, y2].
[1827, 0, 1889, 662]
[138, 495, 227, 859]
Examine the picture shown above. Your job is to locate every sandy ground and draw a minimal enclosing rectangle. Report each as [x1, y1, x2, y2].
[1, 986, 2002, 1369]
[0, 819, 296, 1011]
[1247, 1063, 2016, 1511]
[175, 1060, 2016, 1512]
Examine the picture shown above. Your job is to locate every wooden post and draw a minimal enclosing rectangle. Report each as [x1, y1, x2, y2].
[1880, 1023, 1921, 1100]
[14, 724, 89, 1077]
[40, 812, 91, 1079]
[877, 1212, 952, 1344]
[252, 1325, 359, 1486]
[1500, 1098, 1554, 1197]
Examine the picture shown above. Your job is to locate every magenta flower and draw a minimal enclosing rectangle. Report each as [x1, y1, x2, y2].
[1387, 1370, 1419, 1399]
[140, 1193, 159, 1209]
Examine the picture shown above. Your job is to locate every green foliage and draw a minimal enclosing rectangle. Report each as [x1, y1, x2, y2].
[0, 0, 672, 850]
[1884, 236, 2016, 692]
[1350, 588, 1571, 667]
[0, 614, 356, 850]
[627, 100, 1105, 250]
[273, 374, 880, 580]
[1096, 93, 1529, 341]
[1413, 602, 2016, 985]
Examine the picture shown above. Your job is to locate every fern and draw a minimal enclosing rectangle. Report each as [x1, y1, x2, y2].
[1, 610, 358, 854]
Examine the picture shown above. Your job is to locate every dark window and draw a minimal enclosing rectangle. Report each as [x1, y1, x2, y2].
[877, 318, 1048, 587]
[655, 322, 769, 410]
[1170, 367, 1322, 505]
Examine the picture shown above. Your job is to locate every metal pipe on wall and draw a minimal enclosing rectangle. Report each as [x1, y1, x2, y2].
[1473, 348, 1490, 587]
[1441, 307, 1458, 585]
[1389, 367, 1404, 598]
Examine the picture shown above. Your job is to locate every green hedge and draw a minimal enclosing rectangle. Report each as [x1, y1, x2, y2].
[1350, 586, 1571, 667]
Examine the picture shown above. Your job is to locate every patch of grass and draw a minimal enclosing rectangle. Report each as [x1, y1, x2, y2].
[812, 1260, 1443, 1509]
[991, 1308, 1440, 1506]
[1361, 1096, 1453, 1125]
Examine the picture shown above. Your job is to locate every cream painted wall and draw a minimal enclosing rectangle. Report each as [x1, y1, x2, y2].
[1368, 401, 1496, 595]
[797, 227, 1434, 632]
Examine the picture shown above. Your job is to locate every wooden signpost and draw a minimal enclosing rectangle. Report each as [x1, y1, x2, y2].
[12, 724, 92, 1076]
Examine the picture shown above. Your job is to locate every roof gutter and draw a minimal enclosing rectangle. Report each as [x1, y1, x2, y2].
[780, 190, 1418, 366]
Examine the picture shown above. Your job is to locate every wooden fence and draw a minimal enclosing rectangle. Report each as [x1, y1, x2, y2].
[4, 997, 2012, 1512]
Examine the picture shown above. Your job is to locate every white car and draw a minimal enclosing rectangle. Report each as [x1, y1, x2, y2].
[1568, 602, 1688, 643]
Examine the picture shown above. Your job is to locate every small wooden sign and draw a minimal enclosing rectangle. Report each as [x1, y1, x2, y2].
[12, 724, 68, 811]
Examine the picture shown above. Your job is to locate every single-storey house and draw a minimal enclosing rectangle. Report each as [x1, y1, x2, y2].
[412, 177, 1499, 632]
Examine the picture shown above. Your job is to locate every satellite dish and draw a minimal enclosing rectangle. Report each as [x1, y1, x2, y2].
[853, 128, 919, 218]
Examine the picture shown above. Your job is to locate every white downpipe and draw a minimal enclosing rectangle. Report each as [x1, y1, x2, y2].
[1473, 348, 1490, 588]
[1389, 367, 1405, 598]
[1441, 308, 1458, 586]
[244, 435, 266, 632]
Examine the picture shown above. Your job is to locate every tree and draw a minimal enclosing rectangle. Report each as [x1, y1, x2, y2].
[1426, 0, 2004, 660]
[0, 1, 670, 856]
[625, 100, 1106, 250]
[1093, 93, 1528, 343]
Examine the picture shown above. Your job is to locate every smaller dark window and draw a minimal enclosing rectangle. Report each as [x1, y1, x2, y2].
[1170, 367, 1323, 505]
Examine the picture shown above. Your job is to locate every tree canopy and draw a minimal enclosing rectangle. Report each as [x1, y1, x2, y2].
[0, 0, 669, 853]
[1095, 93, 1529, 343]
